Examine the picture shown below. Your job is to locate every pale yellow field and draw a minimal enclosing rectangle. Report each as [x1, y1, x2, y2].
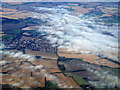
[22, 26, 39, 31]
[26, 49, 58, 60]
[0, 8, 34, 20]
[63, 5, 93, 15]
[58, 48, 119, 68]
[0, 34, 7, 36]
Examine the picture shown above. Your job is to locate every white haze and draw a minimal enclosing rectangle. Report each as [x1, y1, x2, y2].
[2, 50, 35, 61]
[81, 63, 119, 88]
[32, 6, 119, 88]
[0, 44, 72, 88]
[33, 6, 118, 61]
[0, 4, 119, 88]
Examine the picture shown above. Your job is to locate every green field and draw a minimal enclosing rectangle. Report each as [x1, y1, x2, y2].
[64, 73, 90, 85]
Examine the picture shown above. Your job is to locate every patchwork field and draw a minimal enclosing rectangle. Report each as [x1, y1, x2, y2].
[58, 48, 120, 68]
[0, 1, 119, 89]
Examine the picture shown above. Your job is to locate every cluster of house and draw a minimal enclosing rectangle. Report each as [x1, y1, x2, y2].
[8, 35, 57, 53]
